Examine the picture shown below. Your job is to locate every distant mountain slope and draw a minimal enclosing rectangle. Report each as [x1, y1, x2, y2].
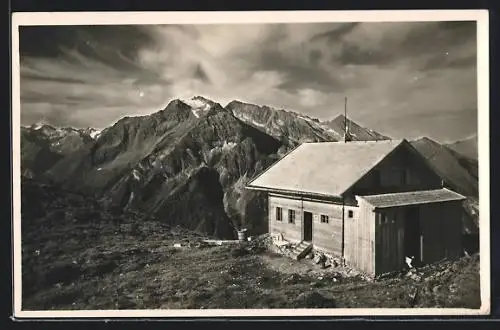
[20, 96, 479, 239]
[225, 100, 341, 145]
[445, 134, 478, 160]
[410, 137, 479, 235]
[42, 97, 282, 238]
[225, 101, 390, 146]
[410, 137, 478, 197]
[21, 124, 97, 178]
[323, 114, 391, 141]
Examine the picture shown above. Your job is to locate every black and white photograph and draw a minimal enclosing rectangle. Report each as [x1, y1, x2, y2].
[11, 10, 490, 317]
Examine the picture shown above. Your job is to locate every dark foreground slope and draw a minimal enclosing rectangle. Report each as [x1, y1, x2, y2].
[21, 179, 480, 310]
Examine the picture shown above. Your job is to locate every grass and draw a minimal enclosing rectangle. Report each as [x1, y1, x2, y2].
[20, 180, 481, 310]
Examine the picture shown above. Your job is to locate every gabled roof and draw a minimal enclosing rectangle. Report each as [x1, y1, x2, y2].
[246, 139, 407, 197]
[357, 188, 466, 209]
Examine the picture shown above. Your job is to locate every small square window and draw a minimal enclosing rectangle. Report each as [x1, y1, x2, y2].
[288, 209, 296, 224]
[348, 210, 354, 218]
[320, 215, 329, 224]
[276, 207, 283, 222]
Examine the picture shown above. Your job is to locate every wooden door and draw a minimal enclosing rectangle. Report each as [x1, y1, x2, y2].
[303, 211, 313, 242]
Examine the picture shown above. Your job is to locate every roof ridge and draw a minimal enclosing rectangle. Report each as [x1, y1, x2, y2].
[246, 138, 415, 197]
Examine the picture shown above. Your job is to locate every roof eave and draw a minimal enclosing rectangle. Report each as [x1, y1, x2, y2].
[441, 187, 467, 200]
[245, 184, 342, 199]
[361, 197, 467, 210]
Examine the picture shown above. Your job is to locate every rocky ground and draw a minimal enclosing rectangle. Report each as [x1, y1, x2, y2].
[21, 179, 481, 310]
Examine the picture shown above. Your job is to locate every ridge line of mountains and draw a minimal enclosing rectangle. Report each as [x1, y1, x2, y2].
[20, 96, 479, 239]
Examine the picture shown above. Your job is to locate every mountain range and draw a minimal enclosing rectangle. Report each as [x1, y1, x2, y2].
[445, 134, 478, 161]
[20, 96, 479, 238]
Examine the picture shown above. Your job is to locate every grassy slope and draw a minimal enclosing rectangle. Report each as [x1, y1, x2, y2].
[21, 180, 480, 310]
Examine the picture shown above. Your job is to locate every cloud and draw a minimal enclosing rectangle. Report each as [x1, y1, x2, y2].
[18, 20, 477, 142]
[297, 88, 329, 107]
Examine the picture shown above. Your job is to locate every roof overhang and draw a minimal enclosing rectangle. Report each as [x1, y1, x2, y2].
[356, 188, 467, 210]
[245, 184, 342, 199]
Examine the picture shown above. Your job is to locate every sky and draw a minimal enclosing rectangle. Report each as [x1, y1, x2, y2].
[18, 21, 478, 143]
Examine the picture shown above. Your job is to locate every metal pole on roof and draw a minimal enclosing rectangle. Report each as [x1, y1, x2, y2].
[344, 97, 347, 143]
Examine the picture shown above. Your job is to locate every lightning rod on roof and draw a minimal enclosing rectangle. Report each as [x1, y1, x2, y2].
[344, 96, 351, 143]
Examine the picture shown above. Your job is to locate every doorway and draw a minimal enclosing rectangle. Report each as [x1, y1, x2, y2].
[303, 211, 313, 242]
[404, 206, 422, 264]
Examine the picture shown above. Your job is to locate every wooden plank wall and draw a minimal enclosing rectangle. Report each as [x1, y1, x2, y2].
[268, 194, 303, 243]
[310, 203, 343, 255]
[420, 202, 463, 264]
[345, 199, 375, 274]
[268, 194, 345, 255]
[443, 201, 463, 258]
[374, 208, 405, 275]
[349, 145, 442, 197]
[373, 201, 464, 275]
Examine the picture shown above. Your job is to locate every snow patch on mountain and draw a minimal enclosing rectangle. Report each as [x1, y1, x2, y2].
[297, 115, 314, 122]
[90, 130, 101, 139]
[132, 169, 141, 181]
[182, 97, 213, 118]
[221, 141, 237, 151]
[232, 112, 267, 128]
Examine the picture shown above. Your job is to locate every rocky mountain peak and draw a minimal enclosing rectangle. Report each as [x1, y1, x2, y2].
[165, 99, 191, 110]
[20, 96, 478, 242]
[180, 96, 227, 119]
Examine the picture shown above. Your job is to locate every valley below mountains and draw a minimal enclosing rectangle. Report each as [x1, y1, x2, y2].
[20, 96, 480, 240]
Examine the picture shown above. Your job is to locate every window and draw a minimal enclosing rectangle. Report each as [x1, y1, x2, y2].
[348, 210, 354, 218]
[288, 209, 296, 224]
[276, 207, 283, 222]
[320, 215, 329, 224]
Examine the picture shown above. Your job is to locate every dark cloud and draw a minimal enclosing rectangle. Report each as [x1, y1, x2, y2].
[308, 50, 322, 64]
[336, 44, 394, 66]
[20, 25, 167, 84]
[324, 21, 477, 69]
[421, 53, 477, 71]
[193, 64, 211, 84]
[310, 23, 359, 42]
[19, 25, 157, 59]
[20, 73, 87, 84]
[255, 49, 342, 93]
[17, 21, 478, 143]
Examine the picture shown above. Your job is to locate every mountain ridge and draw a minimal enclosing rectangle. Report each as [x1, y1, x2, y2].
[20, 96, 479, 238]
[445, 134, 478, 161]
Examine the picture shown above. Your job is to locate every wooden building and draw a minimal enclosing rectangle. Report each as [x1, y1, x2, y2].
[246, 139, 466, 276]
